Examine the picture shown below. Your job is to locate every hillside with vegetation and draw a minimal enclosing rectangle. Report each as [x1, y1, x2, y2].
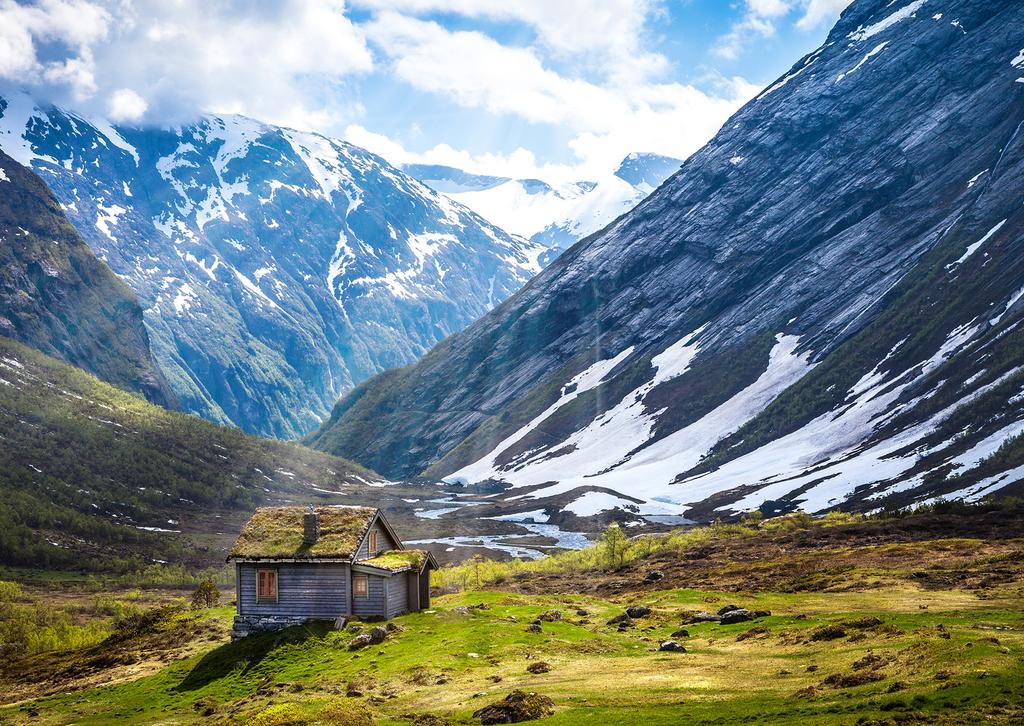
[0, 502, 1021, 724]
[0, 336, 382, 575]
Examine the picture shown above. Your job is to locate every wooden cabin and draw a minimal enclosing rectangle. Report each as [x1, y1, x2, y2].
[227, 505, 437, 638]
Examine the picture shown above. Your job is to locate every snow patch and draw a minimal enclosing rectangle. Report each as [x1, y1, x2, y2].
[848, 0, 928, 43]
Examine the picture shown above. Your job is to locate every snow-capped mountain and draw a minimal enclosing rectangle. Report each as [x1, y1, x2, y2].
[310, 0, 1024, 520]
[405, 152, 681, 259]
[0, 91, 545, 438]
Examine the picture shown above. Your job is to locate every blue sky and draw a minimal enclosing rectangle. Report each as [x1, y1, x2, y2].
[0, 0, 852, 181]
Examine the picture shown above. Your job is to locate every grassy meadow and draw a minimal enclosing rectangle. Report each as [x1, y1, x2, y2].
[0, 506, 1021, 724]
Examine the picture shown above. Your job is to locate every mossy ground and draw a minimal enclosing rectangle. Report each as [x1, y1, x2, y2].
[1, 577, 1021, 724]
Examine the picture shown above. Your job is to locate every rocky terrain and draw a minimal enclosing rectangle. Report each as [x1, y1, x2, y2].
[0, 94, 545, 437]
[406, 152, 682, 259]
[0, 151, 172, 405]
[311, 0, 1024, 522]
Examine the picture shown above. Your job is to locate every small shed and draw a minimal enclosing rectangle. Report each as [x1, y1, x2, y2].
[227, 505, 437, 638]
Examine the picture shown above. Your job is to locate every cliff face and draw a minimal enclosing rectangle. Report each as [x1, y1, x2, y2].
[0, 151, 173, 406]
[310, 0, 1024, 519]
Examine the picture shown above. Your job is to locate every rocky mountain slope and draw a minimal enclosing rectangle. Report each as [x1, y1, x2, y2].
[310, 0, 1024, 522]
[0, 94, 545, 437]
[405, 152, 681, 258]
[0, 151, 172, 405]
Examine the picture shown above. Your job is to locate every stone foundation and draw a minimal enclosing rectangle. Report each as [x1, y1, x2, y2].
[230, 614, 309, 640]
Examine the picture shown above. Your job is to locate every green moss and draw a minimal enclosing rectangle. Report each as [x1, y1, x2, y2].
[229, 507, 377, 560]
[359, 550, 428, 572]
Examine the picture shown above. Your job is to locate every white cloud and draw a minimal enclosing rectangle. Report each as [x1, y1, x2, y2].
[348, 11, 759, 185]
[352, 0, 666, 82]
[797, 0, 854, 30]
[0, 0, 373, 129]
[0, 0, 111, 98]
[714, 0, 852, 60]
[107, 87, 147, 122]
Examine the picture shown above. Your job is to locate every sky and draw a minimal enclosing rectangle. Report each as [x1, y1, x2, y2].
[0, 0, 853, 183]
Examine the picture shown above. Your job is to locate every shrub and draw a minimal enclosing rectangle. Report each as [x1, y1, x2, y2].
[191, 580, 220, 609]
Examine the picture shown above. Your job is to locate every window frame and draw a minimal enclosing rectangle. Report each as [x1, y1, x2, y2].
[368, 530, 378, 555]
[256, 568, 278, 603]
[353, 574, 369, 598]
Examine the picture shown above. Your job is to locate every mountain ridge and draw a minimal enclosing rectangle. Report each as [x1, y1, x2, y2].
[0, 94, 545, 438]
[310, 0, 1024, 521]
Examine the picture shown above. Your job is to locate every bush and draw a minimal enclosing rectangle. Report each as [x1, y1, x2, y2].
[191, 580, 220, 609]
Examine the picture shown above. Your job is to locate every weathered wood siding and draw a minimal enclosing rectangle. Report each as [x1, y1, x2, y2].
[238, 563, 350, 618]
[355, 519, 399, 560]
[351, 573, 387, 618]
[386, 574, 409, 618]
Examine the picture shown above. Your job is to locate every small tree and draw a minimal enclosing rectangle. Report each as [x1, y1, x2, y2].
[600, 523, 629, 569]
[190, 579, 220, 609]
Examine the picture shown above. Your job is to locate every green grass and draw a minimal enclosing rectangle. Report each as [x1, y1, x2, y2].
[2, 584, 1021, 724]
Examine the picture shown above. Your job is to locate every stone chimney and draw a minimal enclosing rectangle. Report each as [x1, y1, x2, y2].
[303, 506, 320, 545]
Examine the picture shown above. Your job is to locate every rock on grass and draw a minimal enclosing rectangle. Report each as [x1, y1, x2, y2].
[473, 690, 555, 724]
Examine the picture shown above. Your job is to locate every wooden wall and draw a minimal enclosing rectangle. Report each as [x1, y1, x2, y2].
[355, 519, 399, 560]
[351, 573, 388, 618]
[386, 573, 409, 618]
[238, 563, 350, 618]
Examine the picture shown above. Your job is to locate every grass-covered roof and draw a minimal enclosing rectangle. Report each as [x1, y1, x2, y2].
[229, 506, 377, 560]
[357, 549, 430, 572]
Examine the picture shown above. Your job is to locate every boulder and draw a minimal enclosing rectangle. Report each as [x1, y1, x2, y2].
[386, 622, 405, 633]
[644, 571, 664, 582]
[671, 629, 689, 638]
[348, 634, 373, 650]
[689, 611, 722, 623]
[626, 606, 652, 619]
[525, 623, 543, 634]
[717, 604, 741, 615]
[473, 690, 555, 724]
[368, 626, 388, 644]
[659, 641, 686, 653]
[720, 609, 753, 625]
[537, 610, 562, 622]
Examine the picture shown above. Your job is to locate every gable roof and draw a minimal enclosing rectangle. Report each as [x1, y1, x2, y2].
[228, 505, 378, 561]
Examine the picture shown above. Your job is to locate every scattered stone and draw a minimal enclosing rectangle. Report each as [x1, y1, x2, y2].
[720, 609, 753, 625]
[606, 613, 634, 626]
[369, 626, 388, 644]
[473, 692, 488, 698]
[386, 622, 405, 633]
[525, 623, 543, 634]
[626, 605, 652, 619]
[644, 571, 664, 582]
[688, 611, 721, 624]
[526, 661, 551, 674]
[751, 610, 771, 618]
[575, 608, 589, 617]
[410, 715, 451, 726]
[488, 675, 503, 683]
[717, 604, 741, 615]
[468, 653, 480, 658]
[658, 641, 686, 653]
[348, 634, 374, 651]
[671, 629, 689, 638]
[473, 690, 555, 724]
[806, 665, 818, 672]
[537, 610, 562, 622]
[794, 614, 807, 620]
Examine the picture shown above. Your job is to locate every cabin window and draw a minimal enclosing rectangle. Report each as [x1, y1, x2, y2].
[369, 530, 378, 555]
[256, 569, 277, 602]
[353, 575, 369, 598]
